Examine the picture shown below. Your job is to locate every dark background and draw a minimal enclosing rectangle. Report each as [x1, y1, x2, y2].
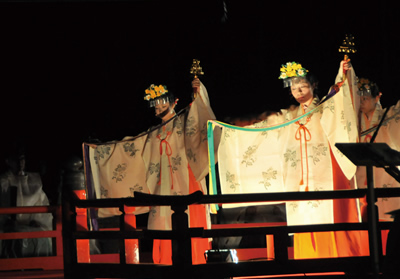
[0, 0, 398, 176]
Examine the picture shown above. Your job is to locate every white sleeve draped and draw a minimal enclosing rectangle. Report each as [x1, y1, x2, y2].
[322, 66, 359, 181]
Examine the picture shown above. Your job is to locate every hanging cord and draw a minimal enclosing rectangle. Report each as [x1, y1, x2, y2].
[295, 117, 312, 191]
[157, 132, 174, 190]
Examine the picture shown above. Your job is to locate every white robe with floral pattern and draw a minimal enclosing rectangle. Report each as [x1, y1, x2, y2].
[215, 65, 359, 226]
[85, 82, 218, 231]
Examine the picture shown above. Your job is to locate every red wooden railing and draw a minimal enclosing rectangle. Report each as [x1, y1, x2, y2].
[1, 188, 398, 278]
[61, 188, 400, 279]
[0, 205, 64, 271]
[2, 153, 399, 279]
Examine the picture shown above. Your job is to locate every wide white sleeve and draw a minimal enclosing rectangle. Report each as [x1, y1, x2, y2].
[322, 65, 359, 180]
[185, 82, 220, 182]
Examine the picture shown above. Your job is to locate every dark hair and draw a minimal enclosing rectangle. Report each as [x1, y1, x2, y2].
[307, 73, 320, 97]
[369, 84, 380, 97]
[373, 86, 380, 97]
[357, 77, 380, 98]
[4, 138, 26, 160]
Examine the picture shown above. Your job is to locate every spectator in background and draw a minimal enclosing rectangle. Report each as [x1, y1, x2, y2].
[0, 142, 53, 258]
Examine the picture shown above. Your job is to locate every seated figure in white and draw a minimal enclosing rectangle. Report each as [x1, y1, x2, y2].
[0, 147, 53, 258]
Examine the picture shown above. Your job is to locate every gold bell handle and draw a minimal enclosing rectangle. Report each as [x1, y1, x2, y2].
[190, 59, 204, 100]
[338, 34, 357, 61]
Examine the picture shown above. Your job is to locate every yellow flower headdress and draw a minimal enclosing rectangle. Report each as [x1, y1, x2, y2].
[144, 84, 173, 107]
[278, 61, 309, 88]
[357, 77, 378, 97]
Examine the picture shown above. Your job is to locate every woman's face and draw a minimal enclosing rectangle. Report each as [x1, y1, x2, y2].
[154, 102, 170, 117]
[290, 80, 314, 105]
[6, 154, 25, 175]
[360, 95, 380, 115]
[154, 101, 175, 122]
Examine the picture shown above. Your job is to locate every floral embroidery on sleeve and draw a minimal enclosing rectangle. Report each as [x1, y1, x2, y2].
[345, 120, 352, 133]
[173, 118, 184, 136]
[308, 200, 322, 208]
[185, 116, 198, 136]
[307, 188, 323, 208]
[129, 184, 144, 196]
[253, 119, 268, 128]
[123, 142, 140, 157]
[150, 207, 157, 217]
[186, 149, 197, 163]
[259, 168, 278, 190]
[112, 163, 127, 183]
[100, 185, 108, 198]
[221, 128, 235, 145]
[148, 162, 160, 180]
[200, 123, 208, 142]
[242, 145, 258, 166]
[171, 155, 182, 173]
[288, 202, 298, 212]
[311, 144, 328, 165]
[284, 149, 298, 168]
[314, 105, 323, 115]
[94, 145, 111, 164]
[323, 98, 335, 114]
[260, 130, 269, 138]
[226, 171, 240, 192]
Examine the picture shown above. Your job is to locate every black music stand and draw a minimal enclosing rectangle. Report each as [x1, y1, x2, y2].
[336, 142, 400, 278]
